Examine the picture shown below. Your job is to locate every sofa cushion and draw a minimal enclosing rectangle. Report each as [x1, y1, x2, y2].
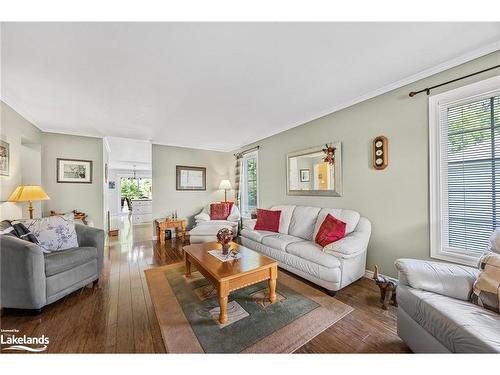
[19, 214, 79, 252]
[189, 223, 234, 236]
[288, 206, 321, 240]
[44, 246, 97, 276]
[471, 252, 500, 313]
[254, 209, 281, 232]
[313, 208, 360, 237]
[398, 286, 500, 353]
[314, 214, 346, 247]
[270, 205, 296, 234]
[240, 228, 275, 243]
[286, 240, 340, 268]
[261, 233, 303, 252]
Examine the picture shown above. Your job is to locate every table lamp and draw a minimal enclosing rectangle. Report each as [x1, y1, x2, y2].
[7, 185, 50, 219]
[219, 180, 232, 202]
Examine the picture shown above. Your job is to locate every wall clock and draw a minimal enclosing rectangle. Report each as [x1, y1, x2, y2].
[373, 136, 388, 170]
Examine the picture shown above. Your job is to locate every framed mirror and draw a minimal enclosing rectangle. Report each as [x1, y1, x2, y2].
[286, 142, 342, 196]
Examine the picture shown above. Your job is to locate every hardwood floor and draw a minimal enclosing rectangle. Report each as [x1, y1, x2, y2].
[0, 219, 410, 353]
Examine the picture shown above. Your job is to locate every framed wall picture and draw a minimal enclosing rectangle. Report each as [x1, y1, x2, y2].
[57, 158, 93, 183]
[176, 165, 206, 191]
[0, 140, 9, 176]
[300, 169, 310, 182]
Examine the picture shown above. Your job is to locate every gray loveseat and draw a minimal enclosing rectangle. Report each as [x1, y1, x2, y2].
[395, 258, 500, 353]
[1, 224, 105, 313]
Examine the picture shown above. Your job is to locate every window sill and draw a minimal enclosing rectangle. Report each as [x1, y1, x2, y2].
[430, 251, 480, 267]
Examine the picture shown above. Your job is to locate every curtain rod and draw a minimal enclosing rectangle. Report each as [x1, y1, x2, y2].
[234, 145, 259, 157]
[409, 64, 500, 97]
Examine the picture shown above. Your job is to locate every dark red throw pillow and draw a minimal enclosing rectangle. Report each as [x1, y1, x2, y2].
[210, 203, 231, 220]
[315, 214, 346, 247]
[254, 209, 281, 232]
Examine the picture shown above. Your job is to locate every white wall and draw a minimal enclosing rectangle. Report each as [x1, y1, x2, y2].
[0, 102, 43, 220]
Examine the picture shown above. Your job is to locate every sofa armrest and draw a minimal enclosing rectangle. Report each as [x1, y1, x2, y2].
[242, 219, 256, 230]
[0, 235, 46, 309]
[323, 217, 371, 259]
[394, 258, 479, 301]
[75, 224, 105, 275]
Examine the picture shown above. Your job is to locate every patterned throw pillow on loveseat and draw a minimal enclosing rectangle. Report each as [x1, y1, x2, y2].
[471, 252, 500, 314]
[17, 214, 79, 252]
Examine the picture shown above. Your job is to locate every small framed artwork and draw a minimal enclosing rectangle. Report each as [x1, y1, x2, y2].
[300, 169, 310, 182]
[176, 165, 206, 191]
[0, 140, 9, 176]
[109, 181, 116, 189]
[57, 158, 93, 183]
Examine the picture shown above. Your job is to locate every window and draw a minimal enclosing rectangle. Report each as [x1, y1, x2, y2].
[240, 151, 259, 218]
[430, 76, 500, 266]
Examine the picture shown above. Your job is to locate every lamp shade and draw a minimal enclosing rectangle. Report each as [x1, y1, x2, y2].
[7, 185, 50, 202]
[219, 180, 232, 190]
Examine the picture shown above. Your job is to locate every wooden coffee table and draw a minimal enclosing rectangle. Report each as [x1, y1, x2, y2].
[183, 242, 278, 324]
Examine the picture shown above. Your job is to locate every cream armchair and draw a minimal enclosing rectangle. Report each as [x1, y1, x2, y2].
[189, 204, 240, 243]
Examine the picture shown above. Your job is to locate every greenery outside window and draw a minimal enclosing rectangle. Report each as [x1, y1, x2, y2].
[240, 151, 258, 218]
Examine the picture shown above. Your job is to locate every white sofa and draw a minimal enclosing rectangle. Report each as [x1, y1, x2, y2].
[189, 204, 240, 243]
[240, 205, 371, 294]
[395, 257, 500, 353]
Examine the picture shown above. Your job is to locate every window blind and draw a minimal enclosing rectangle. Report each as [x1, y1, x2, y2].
[439, 94, 500, 256]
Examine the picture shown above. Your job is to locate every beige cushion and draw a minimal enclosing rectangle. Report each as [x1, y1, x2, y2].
[288, 206, 321, 240]
[286, 240, 340, 268]
[240, 228, 275, 243]
[313, 208, 360, 237]
[261, 233, 303, 252]
[270, 205, 296, 234]
[471, 252, 500, 314]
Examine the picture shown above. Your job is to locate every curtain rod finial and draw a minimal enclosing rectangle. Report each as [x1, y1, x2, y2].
[409, 91, 416, 97]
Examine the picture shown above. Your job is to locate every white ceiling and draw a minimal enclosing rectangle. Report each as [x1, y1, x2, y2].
[2, 22, 499, 152]
[105, 136, 152, 171]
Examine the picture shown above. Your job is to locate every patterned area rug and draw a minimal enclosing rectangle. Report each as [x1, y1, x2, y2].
[145, 263, 353, 353]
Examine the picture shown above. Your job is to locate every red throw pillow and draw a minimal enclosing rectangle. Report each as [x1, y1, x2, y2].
[315, 214, 347, 247]
[254, 209, 281, 232]
[210, 203, 231, 220]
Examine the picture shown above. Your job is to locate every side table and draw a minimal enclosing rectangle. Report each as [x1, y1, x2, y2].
[155, 218, 187, 243]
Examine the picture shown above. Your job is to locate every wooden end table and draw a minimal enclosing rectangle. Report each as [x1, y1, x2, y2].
[183, 242, 278, 324]
[155, 218, 187, 243]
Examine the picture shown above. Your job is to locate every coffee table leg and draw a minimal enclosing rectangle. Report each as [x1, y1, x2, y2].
[268, 266, 277, 303]
[185, 256, 191, 277]
[218, 282, 229, 324]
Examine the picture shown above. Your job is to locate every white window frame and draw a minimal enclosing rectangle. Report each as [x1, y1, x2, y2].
[429, 75, 500, 266]
[239, 150, 259, 218]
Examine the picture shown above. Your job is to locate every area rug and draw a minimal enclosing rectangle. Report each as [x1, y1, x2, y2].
[145, 262, 353, 353]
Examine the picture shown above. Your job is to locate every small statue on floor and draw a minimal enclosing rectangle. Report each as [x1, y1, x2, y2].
[372, 265, 398, 310]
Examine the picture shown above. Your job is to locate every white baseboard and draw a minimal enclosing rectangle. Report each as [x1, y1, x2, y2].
[364, 269, 374, 279]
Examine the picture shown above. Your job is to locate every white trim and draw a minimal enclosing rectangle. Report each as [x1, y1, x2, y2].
[429, 75, 500, 267]
[364, 269, 374, 279]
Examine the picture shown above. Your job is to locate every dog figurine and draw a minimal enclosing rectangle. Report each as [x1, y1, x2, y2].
[372, 265, 398, 310]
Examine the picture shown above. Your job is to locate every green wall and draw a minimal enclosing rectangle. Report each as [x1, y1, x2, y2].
[152, 144, 234, 230]
[42, 133, 104, 229]
[238, 51, 500, 277]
